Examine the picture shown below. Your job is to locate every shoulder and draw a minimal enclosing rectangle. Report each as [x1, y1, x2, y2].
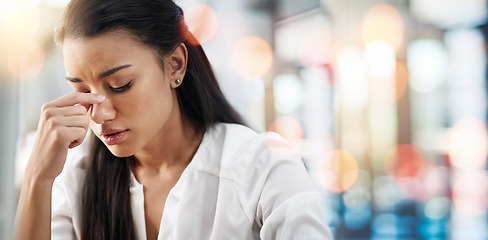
[209, 123, 260, 146]
[207, 122, 291, 154]
[201, 122, 309, 186]
[203, 123, 318, 220]
[203, 123, 293, 169]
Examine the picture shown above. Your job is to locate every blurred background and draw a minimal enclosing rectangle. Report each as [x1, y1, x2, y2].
[1, 0, 488, 239]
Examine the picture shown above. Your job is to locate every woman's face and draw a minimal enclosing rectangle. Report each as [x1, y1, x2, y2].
[63, 31, 183, 157]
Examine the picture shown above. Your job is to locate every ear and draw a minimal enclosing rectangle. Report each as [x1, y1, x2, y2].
[168, 43, 188, 88]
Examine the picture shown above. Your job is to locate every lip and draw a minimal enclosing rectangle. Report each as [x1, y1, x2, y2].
[100, 129, 128, 145]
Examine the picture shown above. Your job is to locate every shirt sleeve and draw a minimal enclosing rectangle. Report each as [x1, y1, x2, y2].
[50, 133, 91, 240]
[51, 176, 76, 240]
[259, 192, 333, 239]
[253, 133, 334, 240]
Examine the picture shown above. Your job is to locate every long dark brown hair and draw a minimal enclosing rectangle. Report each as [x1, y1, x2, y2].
[55, 0, 245, 239]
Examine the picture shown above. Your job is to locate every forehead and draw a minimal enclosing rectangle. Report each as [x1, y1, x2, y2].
[62, 31, 157, 73]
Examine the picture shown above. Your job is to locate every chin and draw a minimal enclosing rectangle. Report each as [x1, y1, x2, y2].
[112, 152, 133, 158]
[105, 145, 134, 158]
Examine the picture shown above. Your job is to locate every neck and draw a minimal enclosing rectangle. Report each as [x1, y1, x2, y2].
[133, 117, 203, 174]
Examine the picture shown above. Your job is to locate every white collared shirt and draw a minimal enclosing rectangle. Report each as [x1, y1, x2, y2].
[52, 123, 333, 239]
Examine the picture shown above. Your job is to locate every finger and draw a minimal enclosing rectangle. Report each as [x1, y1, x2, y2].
[76, 103, 93, 112]
[61, 105, 89, 116]
[63, 115, 90, 129]
[67, 126, 88, 149]
[43, 115, 89, 135]
[39, 105, 87, 125]
[47, 92, 105, 108]
[69, 140, 82, 149]
[43, 105, 88, 118]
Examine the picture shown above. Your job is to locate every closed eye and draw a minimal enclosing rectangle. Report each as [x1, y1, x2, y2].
[110, 80, 133, 93]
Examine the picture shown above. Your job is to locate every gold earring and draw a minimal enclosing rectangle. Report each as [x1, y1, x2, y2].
[175, 79, 181, 85]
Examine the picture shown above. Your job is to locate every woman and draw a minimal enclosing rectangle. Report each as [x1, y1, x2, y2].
[16, 0, 333, 239]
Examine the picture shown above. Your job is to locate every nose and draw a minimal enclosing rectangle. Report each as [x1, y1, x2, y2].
[90, 97, 116, 124]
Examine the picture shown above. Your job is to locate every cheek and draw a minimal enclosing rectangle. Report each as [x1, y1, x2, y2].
[120, 97, 144, 113]
[142, 94, 170, 116]
[116, 75, 174, 124]
[136, 81, 174, 112]
[119, 92, 164, 121]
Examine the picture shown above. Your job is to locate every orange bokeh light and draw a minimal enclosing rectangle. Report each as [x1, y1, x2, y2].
[8, 41, 45, 80]
[395, 61, 408, 101]
[362, 4, 404, 51]
[317, 149, 359, 193]
[183, 3, 218, 45]
[448, 118, 488, 169]
[452, 171, 488, 216]
[1, 2, 41, 40]
[232, 36, 273, 79]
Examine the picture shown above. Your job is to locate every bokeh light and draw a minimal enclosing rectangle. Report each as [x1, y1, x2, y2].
[444, 29, 485, 88]
[452, 171, 488, 216]
[400, 164, 447, 201]
[44, 0, 71, 8]
[337, 46, 368, 111]
[384, 144, 439, 201]
[395, 61, 409, 101]
[364, 40, 397, 105]
[447, 117, 488, 169]
[8, 41, 45, 81]
[343, 186, 371, 210]
[418, 165, 448, 199]
[424, 197, 451, 220]
[317, 149, 359, 193]
[298, 30, 332, 68]
[0, 1, 41, 40]
[273, 74, 303, 114]
[344, 207, 371, 230]
[373, 176, 403, 211]
[20, 0, 42, 7]
[384, 144, 426, 180]
[371, 213, 400, 236]
[183, 3, 219, 45]
[364, 40, 396, 79]
[362, 3, 404, 51]
[407, 39, 448, 93]
[232, 36, 273, 79]
[213, 10, 249, 51]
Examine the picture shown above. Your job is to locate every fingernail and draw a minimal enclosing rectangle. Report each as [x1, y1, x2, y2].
[97, 95, 105, 100]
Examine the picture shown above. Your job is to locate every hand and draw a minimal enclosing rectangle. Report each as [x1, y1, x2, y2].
[25, 92, 105, 183]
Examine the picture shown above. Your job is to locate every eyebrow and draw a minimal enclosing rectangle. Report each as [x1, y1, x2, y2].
[65, 64, 132, 82]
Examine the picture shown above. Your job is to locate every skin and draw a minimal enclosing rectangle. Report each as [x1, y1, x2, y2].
[15, 30, 202, 240]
